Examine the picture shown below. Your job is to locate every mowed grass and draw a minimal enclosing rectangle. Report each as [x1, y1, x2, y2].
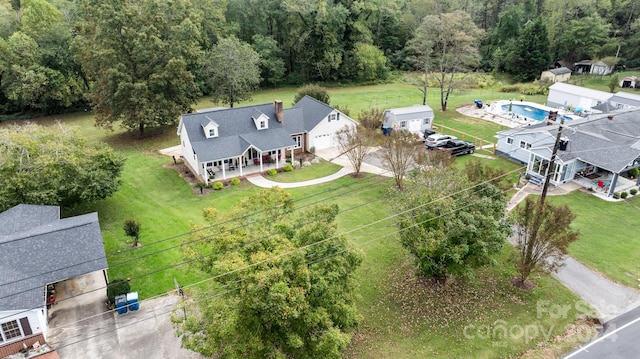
[545, 191, 640, 288]
[266, 160, 342, 183]
[25, 80, 602, 357]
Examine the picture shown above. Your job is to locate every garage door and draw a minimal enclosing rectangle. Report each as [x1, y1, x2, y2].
[314, 133, 332, 150]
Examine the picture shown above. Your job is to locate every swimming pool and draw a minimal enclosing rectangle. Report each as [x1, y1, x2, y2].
[500, 102, 572, 121]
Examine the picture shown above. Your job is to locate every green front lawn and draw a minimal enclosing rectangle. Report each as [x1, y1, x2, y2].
[547, 191, 640, 288]
[266, 160, 342, 183]
[43, 80, 609, 357]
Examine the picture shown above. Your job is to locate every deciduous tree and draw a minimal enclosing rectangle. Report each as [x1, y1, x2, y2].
[202, 36, 261, 108]
[177, 188, 363, 358]
[75, 0, 201, 136]
[392, 164, 511, 282]
[409, 11, 483, 111]
[334, 125, 373, 178]
[0, 122, 125, 212]
[511, 197, 580, 288]
[293, 84, 330, 105]
[378, 130, 419, 190]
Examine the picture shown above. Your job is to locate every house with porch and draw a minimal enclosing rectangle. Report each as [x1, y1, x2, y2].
[0, 205, 107, 357]
[495, 109, 640, 197]
[178, 96, 357, 183]
[381, 105, 434, 137]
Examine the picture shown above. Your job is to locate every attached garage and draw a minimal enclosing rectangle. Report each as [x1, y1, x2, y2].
[313, 133, 332, 150]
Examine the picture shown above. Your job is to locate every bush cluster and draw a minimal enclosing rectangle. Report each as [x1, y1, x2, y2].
[231, 178, 241, 186]
[283, 164, 293, 172]
[213, 181, 224, 190]
[500, 85, 521, 93]
[267, 169, 277, 176]
[631, 188, 638, 195]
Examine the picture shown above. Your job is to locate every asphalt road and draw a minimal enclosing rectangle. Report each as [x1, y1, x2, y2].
[564, 305, 640, 358]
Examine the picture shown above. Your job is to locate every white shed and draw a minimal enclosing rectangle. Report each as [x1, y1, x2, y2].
[382, 105, 434, 136]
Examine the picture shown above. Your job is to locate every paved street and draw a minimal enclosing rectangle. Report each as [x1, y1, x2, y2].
[564, 305, 640, 358]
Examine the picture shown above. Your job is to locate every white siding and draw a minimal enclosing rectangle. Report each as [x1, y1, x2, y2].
[307, 111, 357, 151]
[179, 123, 201, 177]
[0, 309, 46, 342]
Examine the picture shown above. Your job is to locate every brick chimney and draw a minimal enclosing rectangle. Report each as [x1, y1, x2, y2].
[274, 100, 284, 123]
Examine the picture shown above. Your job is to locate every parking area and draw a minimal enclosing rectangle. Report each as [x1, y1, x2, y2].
[48, 272, 203, 359]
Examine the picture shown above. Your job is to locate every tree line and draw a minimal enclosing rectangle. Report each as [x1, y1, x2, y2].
[1, 0, 638, 125]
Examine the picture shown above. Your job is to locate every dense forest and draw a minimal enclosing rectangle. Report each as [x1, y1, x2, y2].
[1, 0, 638, 118]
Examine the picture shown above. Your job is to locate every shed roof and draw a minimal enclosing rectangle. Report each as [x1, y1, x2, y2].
[550, 67, 572, 75]
[548, 82, 612, 102]
[0, 205, 107, 311]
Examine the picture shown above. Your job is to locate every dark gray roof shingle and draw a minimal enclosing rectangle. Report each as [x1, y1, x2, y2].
[0, 205, 107, 311]
[181, 96, 335, 162]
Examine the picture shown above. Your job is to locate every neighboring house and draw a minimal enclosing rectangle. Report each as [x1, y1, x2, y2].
[0, 205, 107, 357]
[540, 67, 572, 83]
[547, 82, 612, 110]
[574, 60, 612, 75]
[177, 96, 357, 182]
[382, 105, 434, 136]
[496, 109, 640, 197]
[607, 91, 640, 110]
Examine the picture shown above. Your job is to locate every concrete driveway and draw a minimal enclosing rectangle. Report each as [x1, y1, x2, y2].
[48, 272, 203, 359]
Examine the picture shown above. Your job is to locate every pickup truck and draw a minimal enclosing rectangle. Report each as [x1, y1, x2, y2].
[437, 139, 475, 156]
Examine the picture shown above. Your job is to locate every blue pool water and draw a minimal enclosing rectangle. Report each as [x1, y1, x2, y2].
[501, 103, 572, 121]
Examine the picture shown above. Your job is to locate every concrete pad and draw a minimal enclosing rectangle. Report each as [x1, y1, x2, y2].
[48, 272, 203, 359]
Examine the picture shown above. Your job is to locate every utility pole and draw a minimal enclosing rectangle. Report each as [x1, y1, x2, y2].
[539, 112, 565, 206]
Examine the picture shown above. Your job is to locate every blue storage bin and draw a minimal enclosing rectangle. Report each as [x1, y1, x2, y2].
[115, 294, 128, 314]
[127, 292, 139, 311]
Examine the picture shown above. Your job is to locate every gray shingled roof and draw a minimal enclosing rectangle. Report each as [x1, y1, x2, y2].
[0, 205, 107, 311]
[550, 67, 571, 75]
[181, 96, 336, 162]
[529, 110, 640, 173]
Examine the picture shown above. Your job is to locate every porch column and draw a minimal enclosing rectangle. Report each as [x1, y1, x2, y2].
[290, 148, 294, 165]
[239, 156, 244, 177]
[608, 173, 619, 197]
[259, 151, 264, 172]
[275, 149, 280, 168]
[202, 163, 208, 185]
[221, 162, 226, 180]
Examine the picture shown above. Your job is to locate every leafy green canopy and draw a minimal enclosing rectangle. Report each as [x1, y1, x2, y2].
[0, 123, 125, 212]
[177, 187, 363, 358]
[392, 164, 511, 281]
[75, 0, 202, 136]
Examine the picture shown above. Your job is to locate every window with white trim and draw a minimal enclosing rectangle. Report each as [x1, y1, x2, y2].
[328, 113, 337, 122]
[208, 128, 217, 137]
[292, 135, 302, 149]
[1, 320, 23, 342]
[506, 137, 513, 145]
[260, 120, 266, 129]
[423, 118, 431, 125]
[519, 140, 531, 149]
[400, 121, 407, 128]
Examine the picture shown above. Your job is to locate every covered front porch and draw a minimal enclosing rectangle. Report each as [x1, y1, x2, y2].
[526, 154, 640, 198]
[201, 146, 296, 183]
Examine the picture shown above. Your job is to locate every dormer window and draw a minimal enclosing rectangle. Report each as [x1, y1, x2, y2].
[252, 111, 269, 130]
[202, 118, 219, 138]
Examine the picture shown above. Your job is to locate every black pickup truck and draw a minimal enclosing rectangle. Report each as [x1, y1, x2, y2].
[438, 139, 475, 156]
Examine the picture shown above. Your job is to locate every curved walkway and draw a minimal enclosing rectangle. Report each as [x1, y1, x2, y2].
[247, 167, 354, 188]
[247, 147, 390, 188]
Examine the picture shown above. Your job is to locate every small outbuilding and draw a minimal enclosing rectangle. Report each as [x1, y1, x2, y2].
[382, 105, 434, 137]
[540, 67, 572, 83]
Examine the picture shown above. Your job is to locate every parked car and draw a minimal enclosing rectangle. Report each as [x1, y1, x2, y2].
[425, 133, 458, 148]
[423, 129, 436, 141]
[438, 139, 475, 156]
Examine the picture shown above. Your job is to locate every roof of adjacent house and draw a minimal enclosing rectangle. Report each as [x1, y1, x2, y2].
[180, 96, 340, 163]
[609, 91, 640, 107]
[548, 82, 613, 102]
[383, 105, 434, 124]
[0, 205, 107, 311]
[549, 67, 572, 75]
[500, 109, 640, 173]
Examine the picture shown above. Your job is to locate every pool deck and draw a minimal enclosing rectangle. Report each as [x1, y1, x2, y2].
[455, 104, 531, 128]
